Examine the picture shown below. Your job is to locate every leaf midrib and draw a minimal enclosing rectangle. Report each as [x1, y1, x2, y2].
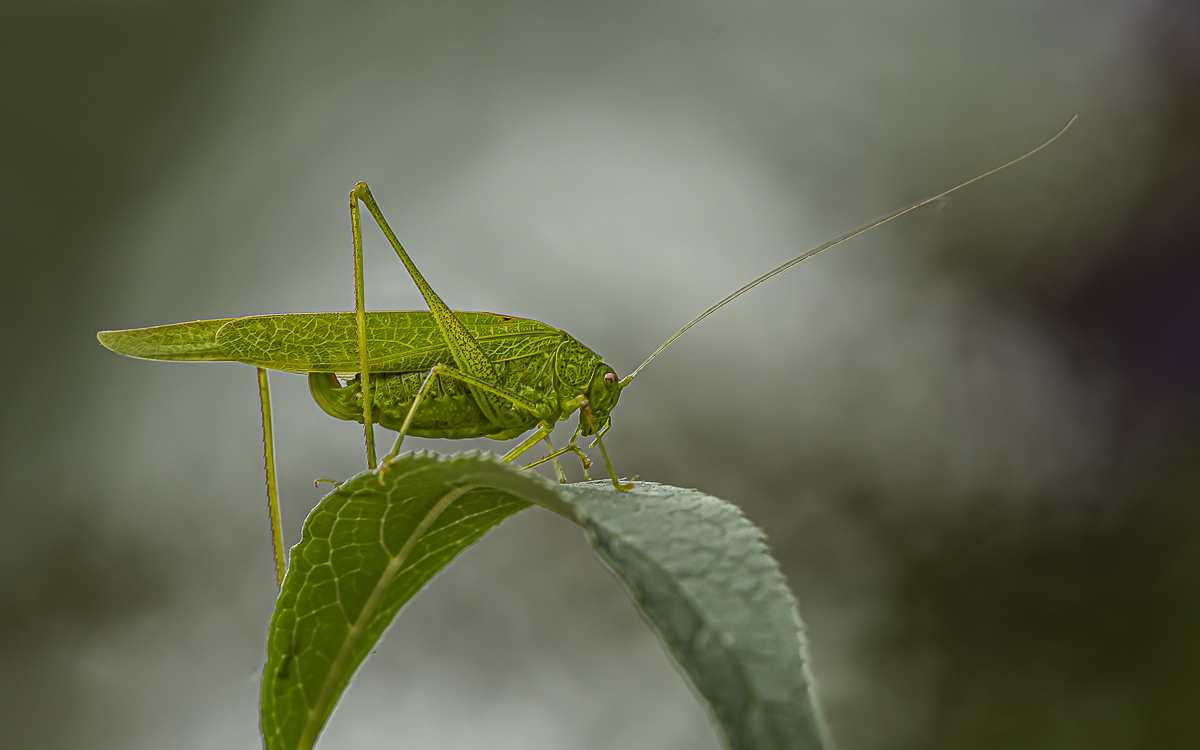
[293, 482, 477, 750]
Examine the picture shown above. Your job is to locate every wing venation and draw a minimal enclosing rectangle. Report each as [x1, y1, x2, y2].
[215, 311, 562, 372]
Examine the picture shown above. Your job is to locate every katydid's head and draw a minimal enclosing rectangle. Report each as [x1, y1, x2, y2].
[580, 364, 625, 436]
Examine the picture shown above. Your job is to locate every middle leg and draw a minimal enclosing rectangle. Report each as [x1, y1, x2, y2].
[501, 424, 569, 483]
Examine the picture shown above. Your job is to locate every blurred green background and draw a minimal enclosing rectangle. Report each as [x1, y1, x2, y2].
[2, 1, 1198, 748]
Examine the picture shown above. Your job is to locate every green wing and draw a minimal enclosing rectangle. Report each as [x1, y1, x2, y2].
[97, 318, 234, 362]
[98, 312, 563, 373]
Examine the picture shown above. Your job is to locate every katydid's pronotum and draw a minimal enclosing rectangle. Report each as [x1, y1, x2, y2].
[98, 117, 1075, 587]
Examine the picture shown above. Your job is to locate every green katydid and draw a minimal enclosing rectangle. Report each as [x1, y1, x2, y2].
[97, 117, 1075, 587]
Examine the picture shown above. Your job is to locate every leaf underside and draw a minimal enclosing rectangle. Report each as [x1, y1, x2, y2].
[562, 481, 829, 750]
[260, 452, 828, 750]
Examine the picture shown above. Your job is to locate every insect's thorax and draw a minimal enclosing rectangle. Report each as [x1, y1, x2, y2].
[309, 332, 607, 440]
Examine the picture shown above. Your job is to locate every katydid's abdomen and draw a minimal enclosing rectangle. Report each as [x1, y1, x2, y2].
[307, 347, 565, 440]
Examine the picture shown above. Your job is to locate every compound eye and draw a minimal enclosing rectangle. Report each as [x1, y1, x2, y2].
[604, 372, 619, 384]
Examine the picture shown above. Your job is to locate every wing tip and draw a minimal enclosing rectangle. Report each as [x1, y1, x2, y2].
[95, 319, 233, 362]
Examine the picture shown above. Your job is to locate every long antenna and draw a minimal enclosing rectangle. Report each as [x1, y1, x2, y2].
[621, 115, 1077, 384]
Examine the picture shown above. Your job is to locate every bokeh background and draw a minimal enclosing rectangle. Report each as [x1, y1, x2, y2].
[2, 1, 1198, 748]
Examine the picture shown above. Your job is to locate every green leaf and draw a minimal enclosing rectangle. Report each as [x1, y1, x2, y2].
[260, 452, 828, 750]
[560, 481, 831, 750]
[258, 452, 556, 750]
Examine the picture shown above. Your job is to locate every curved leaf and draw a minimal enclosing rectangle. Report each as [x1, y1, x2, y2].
[259, 452, 558, 750]
[259, 452, 828, 750]
[560, 481, 831, 750]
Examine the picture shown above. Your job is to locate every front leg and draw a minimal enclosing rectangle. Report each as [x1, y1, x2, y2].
[579, 399, 631, 491]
